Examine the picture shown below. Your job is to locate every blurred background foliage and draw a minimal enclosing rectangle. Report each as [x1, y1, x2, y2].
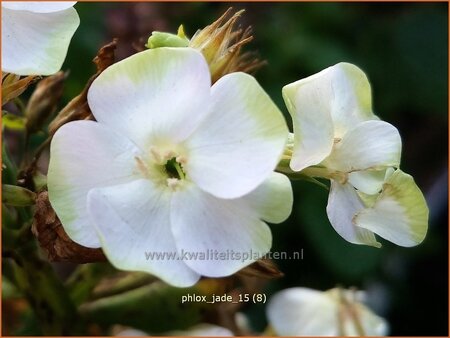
[3, 2, 448, 336]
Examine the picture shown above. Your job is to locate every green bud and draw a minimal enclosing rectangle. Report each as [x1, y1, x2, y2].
[146, 25, 189, 49]
[33, 171, 47, 191]
[2, 184, 36, 207]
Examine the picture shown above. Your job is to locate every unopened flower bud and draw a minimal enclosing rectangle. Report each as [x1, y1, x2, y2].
[146, 25, 189, 49]
[2, 184, 36, 207]
[25, 71, 66, 134]
[144, 8, 265, 83]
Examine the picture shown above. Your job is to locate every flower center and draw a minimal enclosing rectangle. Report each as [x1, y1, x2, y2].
[134, 145, 189, 191]
[164, 157, 186, 180]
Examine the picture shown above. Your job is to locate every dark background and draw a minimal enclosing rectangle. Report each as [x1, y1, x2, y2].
[8, 2, 449, 336]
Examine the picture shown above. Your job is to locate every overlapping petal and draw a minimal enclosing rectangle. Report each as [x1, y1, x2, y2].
[185, 72, 288, 199]
[242, 172, 293, 224]
[87, 179, 200, 287]
[282, 74, 334, 172]
[283, 62, 376, 172]
[87, 48, 212, 149]
[170, 183, 272, 277]
[355, 169, 428, 247]
[48, 121, 142, 248]
[326, 181, 381, 247]
[1, 4, 79, 75]
[323, 120, 401, 173]
[348, 169, 389, 195]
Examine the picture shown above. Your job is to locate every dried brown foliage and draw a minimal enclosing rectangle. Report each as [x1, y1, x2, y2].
[32, 191, 106, 263]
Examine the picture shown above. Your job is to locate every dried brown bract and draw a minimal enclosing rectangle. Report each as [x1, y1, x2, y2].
[190, 8, 266, 83]
[2, 73, 38, 105]
[26, 71, 67, 134]
[237, 257, 284, 279]
[32, 191, 106, 263]
[48, 39, 118, 135]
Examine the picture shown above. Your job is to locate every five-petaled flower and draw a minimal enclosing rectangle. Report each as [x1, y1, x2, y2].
[266, 287, 388, 336]
[48, 47, 293, 287]
[1, 1, 79, 76]
[282, 63, 428, 247]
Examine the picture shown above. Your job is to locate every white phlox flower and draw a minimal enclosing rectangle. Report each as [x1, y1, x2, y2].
[116, 324, 233, 337]
[169, 323, 233, 336]
[282, 62, 428, 247]
[1, 1, 79, 75]
[266, 287, 389, 336]
[48, 47, 293, 287]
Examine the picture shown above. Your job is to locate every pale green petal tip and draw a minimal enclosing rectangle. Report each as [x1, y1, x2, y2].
[356, 227, 382, 249]
[334, 61, 372, 107]
[146, 25, 190, 49]
[365, 240, 382, 249]
[382, 169, 429, 244]
[355, 169, 429, 247]
[281, 82, 297, 108]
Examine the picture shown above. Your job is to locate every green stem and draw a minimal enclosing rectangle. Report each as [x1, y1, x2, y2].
[301, 166, 334, 179]
[276, 158, 333, 179]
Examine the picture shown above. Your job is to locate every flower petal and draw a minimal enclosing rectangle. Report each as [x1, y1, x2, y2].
[87, 48, 211, 149]
[116, 329, 147, 336]
[348, 169, 388, 195]
[268, 287, 389, 336]
[87, 179, 200, 287]
[2, 2, 76, 13]
[170, 324, 233, 336]
[324, 120, 401, 173]
[2, 7, 79, 75]
[243, 172, 293, 224]
[284, 62, 376, 172]
[282, 75, 334, 172]
[326, 63, 376, 137]
[48, 121, 142, 248]
[170, 183, 272, 277]
[185, 72, 288, 199]
[354, 169, 428, 247]
[349, 304, 389, 336]
[267, 287, 339, 336]
[326, 180, 381, 247]
[324, 288, 389, 336]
